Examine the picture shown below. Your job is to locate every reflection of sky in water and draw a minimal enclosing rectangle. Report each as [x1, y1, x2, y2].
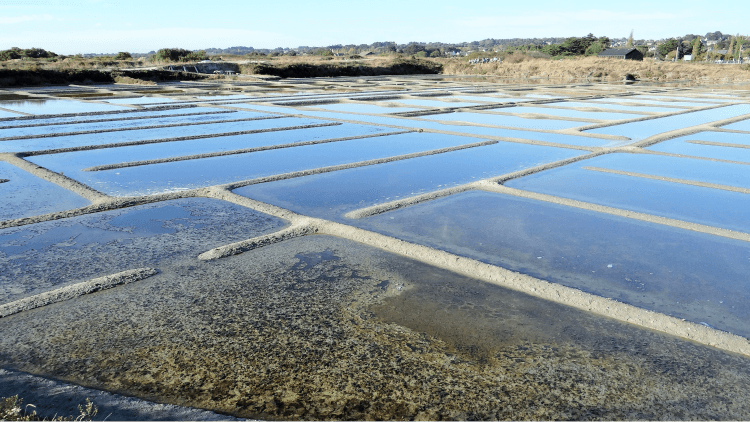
[227, 105, 626, 147]
[0, 107, 231, 128]
[0, 99, 127, 115]
[0, 115, 311, 153]
[647, 131, 750, 161]
[393, 99, 481, 108]
[357, 191, 750, 337]
[587, 104, 750, 140]
[28, 123, 392, 170]
[500, 106, 641, 120]
[235, 141, 583, 220]
[421, 112, 584, 130]
[35, 132, 480, 196]
[314, 103, 420, 114]
[0, 198, 286, 304]
[104, 97, 177, 105]
[0, 162, 89, 221]
[540, 101, 676, 113]
[505, 153, 750, 231]
[0, 111, 250, 138]
[722, 118, 750, 132]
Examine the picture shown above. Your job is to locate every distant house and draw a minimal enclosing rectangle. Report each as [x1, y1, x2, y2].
[597, 48, 644, 61]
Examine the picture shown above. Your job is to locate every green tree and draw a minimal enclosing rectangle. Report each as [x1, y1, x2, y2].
[626, 30, 634, 48]
[726, 37, 736, 59]
[658, 39, 679, 57]
[114, 52, 132, 60]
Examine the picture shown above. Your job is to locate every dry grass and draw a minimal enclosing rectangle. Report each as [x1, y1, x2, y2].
[440, 55, 750, 83]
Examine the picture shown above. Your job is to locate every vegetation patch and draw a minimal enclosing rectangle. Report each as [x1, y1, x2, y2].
[0, 395, 97, 421]
[241, 57, 442, 78]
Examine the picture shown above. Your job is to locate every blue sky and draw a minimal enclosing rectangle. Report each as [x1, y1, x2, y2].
[0, 0, 746, 54]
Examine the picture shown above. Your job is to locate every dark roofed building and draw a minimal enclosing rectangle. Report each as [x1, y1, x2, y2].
[597, 48, 644, 61]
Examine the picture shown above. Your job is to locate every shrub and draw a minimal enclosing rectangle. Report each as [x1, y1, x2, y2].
[152, 48, 208, 62]
[0, 47, 57, 61]
[114, 52, 132, 60]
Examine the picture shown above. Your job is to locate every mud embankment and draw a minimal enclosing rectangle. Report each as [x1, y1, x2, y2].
[240, 58, 443, 78]
[0, 69, 207, 87]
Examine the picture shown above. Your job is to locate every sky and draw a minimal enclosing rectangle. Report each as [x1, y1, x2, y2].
[0, 0, 746, 54]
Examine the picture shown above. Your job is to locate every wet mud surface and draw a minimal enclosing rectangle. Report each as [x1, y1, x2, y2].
[0, 198, 286, 304]
[0, 235, 748, 420]
[0, 161, 90, 220]
[357, 191, 750, 337]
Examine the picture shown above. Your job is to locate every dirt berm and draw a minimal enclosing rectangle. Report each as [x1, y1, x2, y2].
[241, 57, 443, 78]
[0, 69, 206, 87]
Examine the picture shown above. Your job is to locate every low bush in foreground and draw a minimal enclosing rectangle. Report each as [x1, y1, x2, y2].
[0, 395, 97, 421]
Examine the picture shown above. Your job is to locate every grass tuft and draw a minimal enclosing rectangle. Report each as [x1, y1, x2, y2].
[0, 395, 97, 421]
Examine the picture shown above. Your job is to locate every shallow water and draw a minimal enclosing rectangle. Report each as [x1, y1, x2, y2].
[227, 105, 625, 147]
[393, 99, 481, 108]
[542, 101, 677, 113]
[0, 99, 128, 115]
[0, 110, 256, 138]
[313, 103, 421, 114]
[28, 123, 393, 171]
[647, 131, 750, 161]
[0, 109, 24, 118]
[36, 131, 483, 196]
[0, 198, 285, 304]
[234, 141, 584, 220]
[0, 162, 90, 221]
[504, 153, 750, 232]
[421, 111, 586, 130]
[358, 191, 750, 337]
[0, 116, 314, 153]
[722, 118, 750, 131]
[103, 97, 178, 105]
[0, 107, 230, 128]
[499, 106, 642, 120]
[589, 98, 706, 107]
[586, 104, 750, 140]
[451, 95, 520, 103]
[1, 234, 748, 420]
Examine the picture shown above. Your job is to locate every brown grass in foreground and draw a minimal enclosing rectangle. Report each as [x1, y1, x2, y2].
[440, 54, 750, 83]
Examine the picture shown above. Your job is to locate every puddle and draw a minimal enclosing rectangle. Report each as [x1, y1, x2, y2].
[0, 111, 253, 138]
[0, 115, 306, 153]
[28, 123, 392, 172]
[193, 95, 249, 100]
[0, 198, 286, 304]
[500, 106, 642, 120]
[358, 191, 750, 337]
[35, 131, 480, 196]
[0, 234, 748, 420]
[647, 131, 750, 161]
[722, 118, 750, 131]
[393, 99, 481, 108]
[0, 99, 128, 115]
[504, 153, 750, 232]
[0, 162, 90, 221]
[235, 140, 583, 220]
[314, 103, 421, 114]
[421, 112, 584, 130]
[587, 104, 750, 140]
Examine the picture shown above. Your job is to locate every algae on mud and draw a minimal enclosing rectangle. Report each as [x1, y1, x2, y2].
[1, 236, 749, 420]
